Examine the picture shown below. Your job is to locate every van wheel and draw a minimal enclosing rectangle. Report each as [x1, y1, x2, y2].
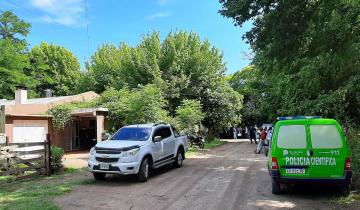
[93, 173, 106, 180]
[272, 179, 281, 194]
[174, 148, 184, 168]
[339, 184, 350, 196]
[137, 158, 150, 182]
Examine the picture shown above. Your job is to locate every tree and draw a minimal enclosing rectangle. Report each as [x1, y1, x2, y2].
[99, 85, 169, 128]
[174, 99, 204, 134]
[0, 10, 33, 99]
[85, 35, 162, 93]
[28, 42, 81, 96]
[220, 0, 360, 126]
[229, 65, 269, 125]
[201, 81, 243, 135]
[0, 10, 30, 44]
[84, 31, 242, 135]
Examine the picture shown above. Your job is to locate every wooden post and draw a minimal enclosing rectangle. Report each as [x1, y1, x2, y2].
[5, 136, 10, 169]
[45, 134, 51, 176]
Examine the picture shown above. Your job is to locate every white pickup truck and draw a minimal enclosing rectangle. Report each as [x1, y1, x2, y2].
[88, 123, 187, 182]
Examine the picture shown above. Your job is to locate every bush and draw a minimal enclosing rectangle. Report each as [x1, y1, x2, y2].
[47, 105, 73, 131]
[175, 99, 204, 135]
[348, 130, 360, 188]
[50, 146, 64, 165]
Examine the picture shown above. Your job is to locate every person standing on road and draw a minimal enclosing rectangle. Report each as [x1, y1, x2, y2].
[264, 127, 273, 156]
[255, 127, 267, 154]
[249, 126, 256, 144]
[236, 127, 241, 139]
[232, 126, 237, 140]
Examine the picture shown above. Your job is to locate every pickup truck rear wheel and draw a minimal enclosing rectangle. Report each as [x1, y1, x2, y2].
[93, 172, 106, 180]
[174, 148, 184, 168]
[137, 158, 150, 182]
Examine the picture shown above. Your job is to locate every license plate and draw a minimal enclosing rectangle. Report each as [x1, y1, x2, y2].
[99, 164, 110, 170]
[285, 168, 305, 174]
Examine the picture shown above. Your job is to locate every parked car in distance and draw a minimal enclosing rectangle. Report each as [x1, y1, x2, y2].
[88, 123, 187, 182]
[268, 116, 352, 195]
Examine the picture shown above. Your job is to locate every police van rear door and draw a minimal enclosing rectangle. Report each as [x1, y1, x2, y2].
[308, 121, 346, 178]
[276, 123, 311, 178]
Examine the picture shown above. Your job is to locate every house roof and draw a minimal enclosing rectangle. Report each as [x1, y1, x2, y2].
[0, 96, 70, 105]
[1, 91, 103, 116]
[0, 91, 98, 106]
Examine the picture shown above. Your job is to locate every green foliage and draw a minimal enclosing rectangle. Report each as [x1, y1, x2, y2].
[0, 10, 31, 44]
[50, 146, 64, 165]
[27, 42, 81, 96]
[229, 65, 268, 125]
[99, 85, 169, 128]
[201, 80, 243, 135]
[47, 105, 74, 131]
[222, 0, 360, 190]
[0, 11, 34, 99]
[348, 130, 360, 187]
[47, 101, 96, 131]
[221, 0, 360, 127]
[84, 31, 243, 135]
[174, 99, 204, 134]
[0, 170, 94, 210]
[0, 39, 34, 99]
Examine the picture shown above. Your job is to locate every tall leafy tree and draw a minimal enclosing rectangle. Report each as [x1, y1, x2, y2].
[98, 85, 169, 128]
[0, 10, 33, 99]
[220, 0, 360, 126]
[28, 42, 81, 96]
[85, 31, 243, 135]
[174, 99, 204, 135]
[0, 10, 30, 44]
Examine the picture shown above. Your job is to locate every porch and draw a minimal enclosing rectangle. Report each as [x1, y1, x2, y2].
[52, 108, 108, 151]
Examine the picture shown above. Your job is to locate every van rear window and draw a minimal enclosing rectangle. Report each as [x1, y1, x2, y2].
[310, 125, 342, 148]
[277, 125, 307, 149]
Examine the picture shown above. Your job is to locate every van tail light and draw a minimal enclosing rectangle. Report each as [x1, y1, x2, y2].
[272, 157, 279, 170]
[345, 158, 351, 172]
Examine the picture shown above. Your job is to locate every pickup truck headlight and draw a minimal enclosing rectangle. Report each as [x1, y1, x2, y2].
[122, 148, 140, 157]
[89, 147, 95, 155]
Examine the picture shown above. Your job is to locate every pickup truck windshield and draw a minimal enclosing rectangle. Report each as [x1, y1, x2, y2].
[111, 127, 151, 141]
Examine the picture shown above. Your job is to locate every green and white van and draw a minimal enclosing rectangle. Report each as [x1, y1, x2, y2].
[268, 116, 352, 194]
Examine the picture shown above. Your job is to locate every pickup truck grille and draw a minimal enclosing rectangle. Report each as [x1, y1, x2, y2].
[95, 147, 122, 154]
[95, 157, 119, 163]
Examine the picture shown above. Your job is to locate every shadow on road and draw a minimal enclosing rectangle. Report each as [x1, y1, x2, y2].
[92, 164, 180, 185]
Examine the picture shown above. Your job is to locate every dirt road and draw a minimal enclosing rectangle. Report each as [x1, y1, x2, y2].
[55, 140, 358, 210]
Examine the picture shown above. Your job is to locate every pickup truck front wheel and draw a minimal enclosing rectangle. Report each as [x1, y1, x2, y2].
[174, 148, 184, 168]
[93, 172, 106, 180]
[137, 158, 150, 182]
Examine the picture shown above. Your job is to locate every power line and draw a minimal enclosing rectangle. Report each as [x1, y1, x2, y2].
[84, 0, 90, 61]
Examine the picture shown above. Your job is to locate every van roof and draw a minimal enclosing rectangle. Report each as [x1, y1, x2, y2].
[275, 118, 339, 126]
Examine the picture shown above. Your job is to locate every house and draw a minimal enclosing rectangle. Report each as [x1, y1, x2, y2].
[0, 87, 108, 151]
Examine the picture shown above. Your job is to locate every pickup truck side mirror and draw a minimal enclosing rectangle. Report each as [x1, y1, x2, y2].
[153, 136, 162, 142]
[102, 133, 110, 140]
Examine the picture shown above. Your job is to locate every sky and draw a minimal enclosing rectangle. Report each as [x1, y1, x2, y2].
[0, 0, 252, 74]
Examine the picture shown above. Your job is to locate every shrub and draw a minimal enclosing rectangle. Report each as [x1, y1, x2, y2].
[348, 130, 360, 189]
[50, 146, 64, 165]
[174, 99, 204, 135]
[48, 105, 74, 131]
